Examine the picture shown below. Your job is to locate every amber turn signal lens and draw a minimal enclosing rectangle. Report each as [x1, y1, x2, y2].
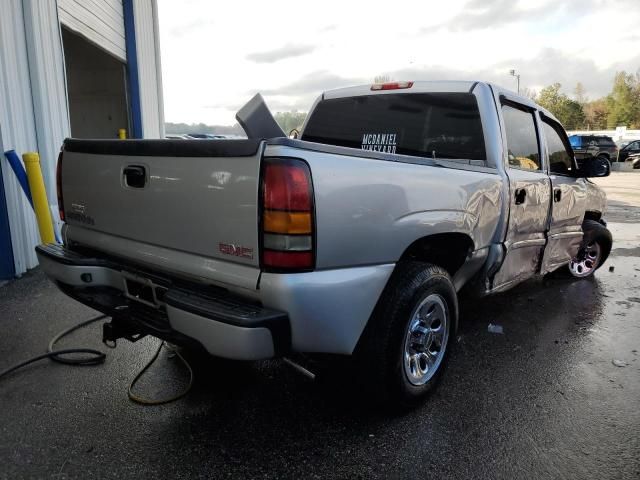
[264, 210, 312, 234]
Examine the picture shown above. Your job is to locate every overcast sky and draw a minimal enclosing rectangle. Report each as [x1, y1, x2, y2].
[157, 0, 640, 125]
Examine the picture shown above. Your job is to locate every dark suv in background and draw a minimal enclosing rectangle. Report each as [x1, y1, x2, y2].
[569, 134, 619, 162]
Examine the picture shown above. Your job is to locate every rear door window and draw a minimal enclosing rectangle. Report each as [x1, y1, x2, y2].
[543, 120, 575, 175]
[301, 93, 486, 161]
[501, 104, 541, 171]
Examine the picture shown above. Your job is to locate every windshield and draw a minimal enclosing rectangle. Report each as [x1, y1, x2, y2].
[568, 135, 582, 148]
[301, 93, 486, 161]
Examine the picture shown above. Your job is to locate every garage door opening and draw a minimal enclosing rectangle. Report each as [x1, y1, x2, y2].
[62, 27, 130, 138]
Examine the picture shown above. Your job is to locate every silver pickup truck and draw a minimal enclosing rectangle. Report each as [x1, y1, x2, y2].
[37, 80, 612, 405]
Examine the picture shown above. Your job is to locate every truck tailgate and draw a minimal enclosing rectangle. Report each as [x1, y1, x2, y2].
[61, 139, 263, 275]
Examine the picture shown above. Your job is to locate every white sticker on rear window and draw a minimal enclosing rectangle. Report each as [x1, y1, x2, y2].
[361, 133, 397, 153]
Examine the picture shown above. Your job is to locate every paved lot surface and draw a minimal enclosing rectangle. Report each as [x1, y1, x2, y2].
[1, 173, 639, 479]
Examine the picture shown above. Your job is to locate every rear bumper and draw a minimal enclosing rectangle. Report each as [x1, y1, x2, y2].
[36, 244, 287, 360]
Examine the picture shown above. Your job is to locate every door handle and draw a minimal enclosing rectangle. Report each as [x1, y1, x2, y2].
[123, 165, 146, 188]
[554, 188, 562, 202]
[514, 188, 526, 205]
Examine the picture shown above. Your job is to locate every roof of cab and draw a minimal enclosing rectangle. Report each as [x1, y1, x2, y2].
[323, 80, 478, 99]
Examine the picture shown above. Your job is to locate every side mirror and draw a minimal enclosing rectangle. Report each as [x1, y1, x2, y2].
[576, 156, 610, 178]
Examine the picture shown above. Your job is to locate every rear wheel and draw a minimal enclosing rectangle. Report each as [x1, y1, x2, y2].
[355, 261, 457, 407]
[567, 219, 612, 278]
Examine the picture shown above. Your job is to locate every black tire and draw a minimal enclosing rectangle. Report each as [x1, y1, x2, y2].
[566, 219, 612, 278]
[355, 261, 458, 407]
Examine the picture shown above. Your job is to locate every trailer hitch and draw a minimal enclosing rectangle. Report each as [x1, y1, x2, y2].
[102, 309, 147, 347]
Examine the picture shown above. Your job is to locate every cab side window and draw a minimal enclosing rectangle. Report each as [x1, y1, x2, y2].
[502, 104, 541, 171]
[543, 120, 575, 175]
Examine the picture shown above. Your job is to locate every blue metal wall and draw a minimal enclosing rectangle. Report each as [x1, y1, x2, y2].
[0, 157, 15, 280]
[123, 0, 143, 139]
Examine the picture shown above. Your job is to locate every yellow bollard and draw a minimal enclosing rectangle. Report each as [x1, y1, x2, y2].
[23, 152, 55, 244]
[118, 128, 127, 139]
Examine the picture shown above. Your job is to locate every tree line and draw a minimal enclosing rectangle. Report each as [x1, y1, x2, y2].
[531, 71, 640, 130]
[164, 121, 245, 136]
[166, 70, 640, 135]
[165, 111, 308, 137]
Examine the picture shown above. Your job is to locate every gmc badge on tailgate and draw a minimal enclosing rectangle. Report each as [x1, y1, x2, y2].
[219, 243, 254, 260]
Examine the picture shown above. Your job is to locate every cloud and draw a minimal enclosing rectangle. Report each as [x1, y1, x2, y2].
[443, 0, 546, 31]
[243, 71, 366, 114]
[490, 49, 640, 97]
[246, 44, 316, 63]
[263, 98, 313, 113]
[202, 96, 314, 118]
[186, 50, 640, 123]
[435, 0, 594, 32]
[386, 48, 640, 98]
[168, 18, 214, 38]
[234, 51, 638, 116]
[261, 70, 364, 96]
[158, 0, 640, 125]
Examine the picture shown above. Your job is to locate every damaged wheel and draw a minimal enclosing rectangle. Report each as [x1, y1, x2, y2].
[567, 219, 612, 278]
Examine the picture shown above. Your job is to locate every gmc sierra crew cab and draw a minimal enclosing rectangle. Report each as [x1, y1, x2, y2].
[37, 81, 612, 405]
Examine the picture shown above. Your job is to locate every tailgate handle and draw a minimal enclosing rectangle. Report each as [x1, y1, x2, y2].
[123, 165, 146, 188]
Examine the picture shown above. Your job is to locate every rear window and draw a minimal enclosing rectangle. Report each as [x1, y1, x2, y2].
[568, 135, 582, 148]
[301, 93, 486, 161]
[597, 137, 615, 147]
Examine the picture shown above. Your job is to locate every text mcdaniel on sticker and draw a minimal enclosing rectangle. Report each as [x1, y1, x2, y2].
[361, 133, 398, 153]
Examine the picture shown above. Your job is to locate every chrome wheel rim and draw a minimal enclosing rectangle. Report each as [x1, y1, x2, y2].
[569, 242, 601, 277]
[403, 294, 449, 386]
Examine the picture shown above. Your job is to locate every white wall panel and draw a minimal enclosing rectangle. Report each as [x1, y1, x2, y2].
[0, 0, 43, 274]
[23, 0, 70, 240]
[0, 0, 163, 276]
[134, 0, 164, 138]
[58, 0, 126, 61]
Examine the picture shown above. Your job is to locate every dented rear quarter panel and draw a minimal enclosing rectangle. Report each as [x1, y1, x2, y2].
[263, 143, 504, 269]
[584, 179, 607, 216]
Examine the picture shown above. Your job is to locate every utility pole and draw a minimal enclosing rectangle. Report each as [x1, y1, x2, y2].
[509, 69, 520, 94]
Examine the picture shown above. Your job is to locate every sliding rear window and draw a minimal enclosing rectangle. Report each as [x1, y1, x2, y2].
[301, 93, 486, 161]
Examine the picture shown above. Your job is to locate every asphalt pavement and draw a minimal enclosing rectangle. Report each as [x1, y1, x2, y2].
[1, 173, 639, 479]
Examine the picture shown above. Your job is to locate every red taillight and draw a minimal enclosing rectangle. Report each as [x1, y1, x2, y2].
[371, 81, 414, 91]
[263, 162, 312, 211]
[263, 250, 313, 269]
[261, 158, 314, 271]
[56, 151, 64, 221]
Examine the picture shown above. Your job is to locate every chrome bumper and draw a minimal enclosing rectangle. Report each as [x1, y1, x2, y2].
[36, 244, 286, 360]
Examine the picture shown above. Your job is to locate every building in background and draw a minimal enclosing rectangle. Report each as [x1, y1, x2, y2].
[0, 0, 164, 279]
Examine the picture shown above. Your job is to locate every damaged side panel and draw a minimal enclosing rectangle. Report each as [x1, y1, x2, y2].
[263, 143, 505, 270]
[540, 174, 588, 274]
[490, 168, 552, 291]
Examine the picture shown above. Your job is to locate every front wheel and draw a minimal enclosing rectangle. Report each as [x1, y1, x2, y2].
[568, 219, 612, 278]
[355, 261, 457, 407]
